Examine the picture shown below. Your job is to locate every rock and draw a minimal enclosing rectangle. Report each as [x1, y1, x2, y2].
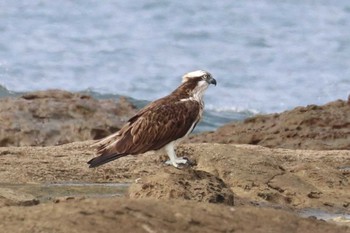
[0, 94, 349, 232]
[0, 90, 137, 146]
[128, 167, 234, 205]
[0, 141, 349, 231]
[0, 188, 39, 206]
[0, 142, 349, 212]
[0, 198, 348, 233]
[190, 144, 350, 211]
[189, 99, 350, 150]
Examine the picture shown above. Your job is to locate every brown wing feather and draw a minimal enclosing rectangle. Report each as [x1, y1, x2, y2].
[117, 99, 201, 154]
[88, 99, 201, 167]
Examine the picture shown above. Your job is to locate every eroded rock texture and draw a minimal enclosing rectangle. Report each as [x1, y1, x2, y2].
[0, 90, 137, 146]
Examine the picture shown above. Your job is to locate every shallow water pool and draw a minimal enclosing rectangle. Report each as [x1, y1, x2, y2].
[0, 182, 130, 202]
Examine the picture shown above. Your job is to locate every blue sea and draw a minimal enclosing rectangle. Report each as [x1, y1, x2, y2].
[1, 1, 350, 131]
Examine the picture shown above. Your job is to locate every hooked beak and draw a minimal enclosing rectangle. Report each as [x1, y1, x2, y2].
[209, 78, 217, 86]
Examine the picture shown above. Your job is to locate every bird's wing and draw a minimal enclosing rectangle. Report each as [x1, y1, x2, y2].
[128, 99, 201, 153]
[91, 99, 201, 160]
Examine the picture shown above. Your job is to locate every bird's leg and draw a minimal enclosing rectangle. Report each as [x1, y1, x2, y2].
[164, 142, 188, 168]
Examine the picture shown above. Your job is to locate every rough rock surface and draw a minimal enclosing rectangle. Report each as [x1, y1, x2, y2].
[128, 167, 234, 205]
[1, 198, 348, 233]
[1, 96, 350, 232]
[0, 188, 39, 207]
[189, 99, 350, 150]
[0, 90, 137, 146]
[192, 144, 350, 212]
[0, 141, 348, 212]
[0, 142, 349, 231]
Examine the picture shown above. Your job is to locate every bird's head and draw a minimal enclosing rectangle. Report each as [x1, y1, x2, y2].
[182, 70, 216, 86]
[179, 70, 216, 100]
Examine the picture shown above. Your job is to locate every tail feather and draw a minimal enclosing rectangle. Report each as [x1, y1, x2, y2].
[87, 153, 126, 168]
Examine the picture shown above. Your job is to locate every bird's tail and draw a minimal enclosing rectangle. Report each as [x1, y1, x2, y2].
[87, 153, 126, 168]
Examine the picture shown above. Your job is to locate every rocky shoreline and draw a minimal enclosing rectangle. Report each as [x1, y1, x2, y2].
[188, 99, 350, 150]
[0, 91, 349, 233]
[0, 90, 137, 147]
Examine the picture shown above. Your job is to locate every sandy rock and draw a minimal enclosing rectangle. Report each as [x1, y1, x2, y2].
[0, 142, 348, 212]
[189, 99, 350, 150]
[0, 90, 137, 146]
[0, 188, 39, 206]
[0, 198, 348, 233]
[190, 144, 350, 211]
[0, 142, 349, 231]
[128, 167, 234, 205]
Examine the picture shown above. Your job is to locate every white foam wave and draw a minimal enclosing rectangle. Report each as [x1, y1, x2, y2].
[205, 104, 260, 115]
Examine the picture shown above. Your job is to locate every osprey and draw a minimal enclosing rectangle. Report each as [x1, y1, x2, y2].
[88, 70, 216, 168]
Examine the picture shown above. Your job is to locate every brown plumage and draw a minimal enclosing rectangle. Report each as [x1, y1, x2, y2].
[88, 70, 216, 168]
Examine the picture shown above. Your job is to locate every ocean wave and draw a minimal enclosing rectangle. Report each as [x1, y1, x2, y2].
[205, 104, 260, 115]
[0, 84, 22, 98]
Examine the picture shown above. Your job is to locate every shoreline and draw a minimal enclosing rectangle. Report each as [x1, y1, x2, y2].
[0, 141, 349, 232]
[0, 91, 349, 232]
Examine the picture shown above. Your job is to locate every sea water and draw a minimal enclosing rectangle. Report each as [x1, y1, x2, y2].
[1, 1, 350, 131]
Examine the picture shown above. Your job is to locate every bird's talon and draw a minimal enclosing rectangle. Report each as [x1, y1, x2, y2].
[165, 157, 194, 168]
